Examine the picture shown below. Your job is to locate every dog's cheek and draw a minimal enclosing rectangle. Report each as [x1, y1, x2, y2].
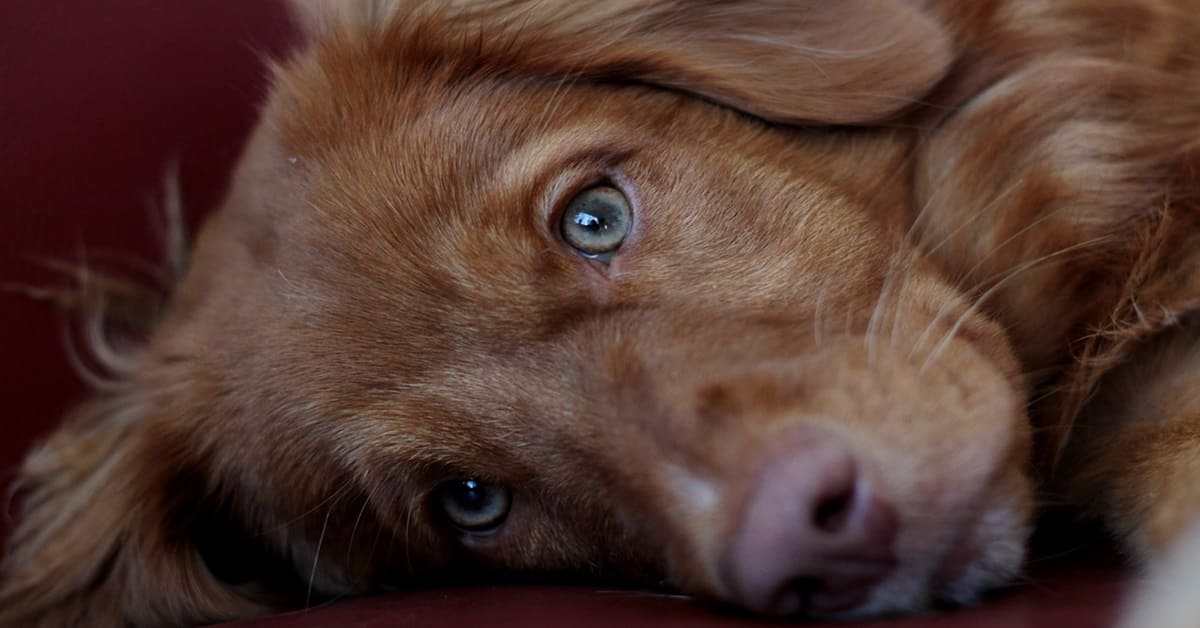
[798, 335, 1031, 597]
[931, 463, 1034, 605]
[440, 496, 646, 583]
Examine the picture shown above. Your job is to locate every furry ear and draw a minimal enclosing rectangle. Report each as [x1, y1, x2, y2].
[0, 389, 265, 627]
[503, 0, 956, 125]
[290, 0, 955, 125]
[911, 53, 1200, 463]
[287, 0, 401, 39]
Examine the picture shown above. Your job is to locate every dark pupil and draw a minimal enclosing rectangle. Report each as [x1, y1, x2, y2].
[573, 210, 610, 234]
[452, 480, 489, 511]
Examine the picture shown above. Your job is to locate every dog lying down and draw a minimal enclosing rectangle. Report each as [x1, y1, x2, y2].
[5, 0, 1200, 626]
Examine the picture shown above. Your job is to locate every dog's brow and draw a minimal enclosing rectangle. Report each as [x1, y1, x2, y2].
[495, 126, 636, 192]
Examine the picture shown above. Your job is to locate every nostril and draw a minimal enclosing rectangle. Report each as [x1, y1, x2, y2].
[811, 449, 859, 534]
[813, 484, 855, 533]
[722, 427, 898, 616]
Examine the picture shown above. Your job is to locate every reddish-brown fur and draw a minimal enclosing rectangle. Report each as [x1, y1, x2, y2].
[3, 1, 1200, 625]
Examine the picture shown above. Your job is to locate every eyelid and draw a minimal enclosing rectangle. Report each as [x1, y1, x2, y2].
[544, 172, 613, 229]
[581, 250, 617, 263]
[528, 144, 633, 229]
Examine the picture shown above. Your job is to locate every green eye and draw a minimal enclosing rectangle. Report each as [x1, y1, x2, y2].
[560, 186, 632, 257]
[437, 479, 512, 533]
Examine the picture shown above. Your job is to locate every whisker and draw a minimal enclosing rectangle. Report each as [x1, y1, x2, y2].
[533, 69, 583, 138]
[866, 251, 905, 361]
[906, 181, 1026, 360]
[306, 508, 334, 608]
[889, 248, 922, 350]
[365, 499, 388, 578]
[403, 486, 432, 577]
[903, 163, 949, 245]
[915, 178, 1026, 259]
[908, 184, 1098, 364]
[266, 479, 354, 536]
[813, 276, 829, 348]
[920, 235, 1114, 374]
[344, 494, 372, 567]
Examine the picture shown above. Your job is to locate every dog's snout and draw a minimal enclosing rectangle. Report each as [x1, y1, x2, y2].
[721, 429, 897, 616]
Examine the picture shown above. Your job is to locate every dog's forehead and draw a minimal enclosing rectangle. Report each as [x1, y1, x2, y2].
[252, 39, 896, 374]
[253, 66, 633, 353]
[265, 52, 684, 287]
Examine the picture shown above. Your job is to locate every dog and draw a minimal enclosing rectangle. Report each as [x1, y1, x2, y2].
[4, 0, 1200, 626]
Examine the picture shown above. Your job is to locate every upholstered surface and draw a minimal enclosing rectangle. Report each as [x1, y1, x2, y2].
[0, 0, 295, 523]
[224, 556, 1127, 628]
[3, 3, 1130, 627]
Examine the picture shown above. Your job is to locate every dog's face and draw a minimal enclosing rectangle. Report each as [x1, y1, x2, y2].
[1, 2, 1038, 624]
[156, 4, 1033, 616]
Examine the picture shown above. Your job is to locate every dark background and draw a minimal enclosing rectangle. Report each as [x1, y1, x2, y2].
[0, 0, 295, 546]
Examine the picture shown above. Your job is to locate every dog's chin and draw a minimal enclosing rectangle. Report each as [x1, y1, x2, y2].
[840, 490, 1031, 619]
[757, 456, 1031, 622]
[931, 492, 1032, 608]
[699, 499, 1030, 621]
[826, 540, 1026, 619]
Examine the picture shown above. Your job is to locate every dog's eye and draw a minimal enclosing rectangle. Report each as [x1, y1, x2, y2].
[560, 186, 632, 258]
[436, 479, 512, 533]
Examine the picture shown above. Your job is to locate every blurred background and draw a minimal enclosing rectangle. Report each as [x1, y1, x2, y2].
[0, 1, 295, 548]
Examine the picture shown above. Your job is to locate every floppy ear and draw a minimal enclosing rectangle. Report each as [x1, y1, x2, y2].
[0, 390, 266, 627]
[288, 0, 401, 39]
[291, 0, 955, 125]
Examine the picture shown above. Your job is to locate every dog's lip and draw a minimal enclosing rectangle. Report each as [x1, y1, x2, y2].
[934, 535, 980, 589]
[728, 557, 898, 617]
[809, 562, 899, 615]
[804, 580, 876, 615]
[770, 581, 873, 617]
[926, 502, 1024, 606]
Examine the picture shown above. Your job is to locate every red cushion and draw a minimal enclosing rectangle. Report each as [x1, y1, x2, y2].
[0, 0, 293, 534]
[221, 554, 1126, 627]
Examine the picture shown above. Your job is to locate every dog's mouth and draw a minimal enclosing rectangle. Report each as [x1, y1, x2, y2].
[711, 461, 1030, 619]
[740, 484, 1031, 620]
[605, 337, 1037, 619]
[926, 464, 1034, 610]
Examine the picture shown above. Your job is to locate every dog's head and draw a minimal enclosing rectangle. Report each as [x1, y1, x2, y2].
[2, 2, 1034, 625]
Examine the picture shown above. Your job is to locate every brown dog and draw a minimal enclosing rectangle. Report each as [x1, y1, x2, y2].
[4, 1, 1200, 626]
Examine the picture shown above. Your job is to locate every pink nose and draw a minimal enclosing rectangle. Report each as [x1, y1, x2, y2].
[722, 429, 897, 616]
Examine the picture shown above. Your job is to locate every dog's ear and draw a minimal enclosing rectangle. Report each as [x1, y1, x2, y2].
[288, 0, 954, 126]
[287, 0, 400, 39]
[0, 387, 265, 626]
[502, 0, 956, 125]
